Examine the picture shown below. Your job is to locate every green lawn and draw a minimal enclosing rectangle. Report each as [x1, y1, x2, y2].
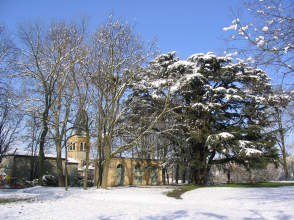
[210, 182, 294, 188]
[165, 182, 294, 199]
[0, 198, 35, 204]
[165, 185, 202, 199]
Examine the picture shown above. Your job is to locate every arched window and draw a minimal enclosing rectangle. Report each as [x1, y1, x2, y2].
[69, 142, 72, 151]
[117, 164, 123, 168]
[72, 143, 75, 151]
[134, 164, 143, 185]
[84, 143, 87, 151]
[116, 164, 125, 185]
[80, 143, 83, 151]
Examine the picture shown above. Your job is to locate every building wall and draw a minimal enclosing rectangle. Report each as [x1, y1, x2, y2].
[0, 155, 78, 181]
[68, 136, 88, 166]
[95, 157, 163, 187]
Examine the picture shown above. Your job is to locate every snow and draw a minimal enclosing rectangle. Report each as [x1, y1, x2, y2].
[4, 148, 79, 164]
[1, 185, 294, 219]
[218, 132, 234, 139]
[243, 148, 263, 156]
[223, 24, 237, 31]
[239, 140, 252, 147]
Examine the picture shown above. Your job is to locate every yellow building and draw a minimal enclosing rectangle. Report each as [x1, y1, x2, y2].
[68, 110, 163, 187]
[94, 157, 163, 187]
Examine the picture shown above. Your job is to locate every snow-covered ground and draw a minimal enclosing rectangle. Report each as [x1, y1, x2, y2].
[0, 185, 293, 219]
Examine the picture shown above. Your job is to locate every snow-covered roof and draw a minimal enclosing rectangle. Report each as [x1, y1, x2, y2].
[3, 148, 79, 164]
[81, 165, 95, 170]
[67, 157, 79, 164]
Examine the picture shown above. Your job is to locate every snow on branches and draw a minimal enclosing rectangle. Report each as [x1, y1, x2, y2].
[223, 0, 294, 83]
[132, 51, 279, 184]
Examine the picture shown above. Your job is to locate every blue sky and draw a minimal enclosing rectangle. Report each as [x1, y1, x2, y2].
[0, 0, 245, 59]
[2, 1, 294, 153]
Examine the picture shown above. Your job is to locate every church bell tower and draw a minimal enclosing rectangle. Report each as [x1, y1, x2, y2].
[68, 109, 89, 165]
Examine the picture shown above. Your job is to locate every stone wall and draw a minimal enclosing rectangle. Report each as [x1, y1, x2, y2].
[0, 155, 78, 181]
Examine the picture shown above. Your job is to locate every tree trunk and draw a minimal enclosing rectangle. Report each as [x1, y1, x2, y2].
[182, 170, 186, 184]
[191, 167, 208, 185]
[56, 142, 64, 186]
[162, 167, 166, 185]
[38, 108, 49, 185]
[101, 153, 110, 189]
[65, 143, 68, 191]
[38, 142, 45, 185]
[101, 143, 111, 189]
[30, 150, 37, 181]
[282, 147, 289, 181]
[83, 123, 91, 190]
[83, 148, 90, 190]
[175, 164, 179, 184]
[96, 160, 103, 188]
[278, 108, 289, 181]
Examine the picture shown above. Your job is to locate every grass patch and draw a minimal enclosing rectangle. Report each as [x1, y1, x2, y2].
[210, 182, 294, 188]
[0, 198, 35, 204]
[166, 185, 202, 199]
[165, 182, 294, 199]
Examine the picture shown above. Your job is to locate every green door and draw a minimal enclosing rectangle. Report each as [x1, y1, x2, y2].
[150, 167, 158, 185]
[134, 165, 143, 185]
[116, 164, 125, 185]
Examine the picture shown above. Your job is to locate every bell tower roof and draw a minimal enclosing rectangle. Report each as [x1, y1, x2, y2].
[71, 109, 87, 137]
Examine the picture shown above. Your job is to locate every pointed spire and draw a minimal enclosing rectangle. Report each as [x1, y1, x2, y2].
[71, 109, 87, 137]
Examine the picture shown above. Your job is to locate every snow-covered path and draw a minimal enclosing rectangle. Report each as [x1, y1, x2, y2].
[0, 186, 293, 219]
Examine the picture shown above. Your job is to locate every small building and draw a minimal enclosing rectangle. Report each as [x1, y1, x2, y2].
[0, 149, 79, 181]
[67, 110, 163, 187]
[94, 157, 163, 187]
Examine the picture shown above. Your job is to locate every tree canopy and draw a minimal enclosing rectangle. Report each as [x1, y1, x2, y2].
[131, 51, 280, 184]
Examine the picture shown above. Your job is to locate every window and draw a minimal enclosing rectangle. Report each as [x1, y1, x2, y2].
[117, 164, 123, 168]
[72, 143, 75, 150]
[69, 142, 72, 151]
[84, 143, 87, 151]
[80, 143, 83, 151]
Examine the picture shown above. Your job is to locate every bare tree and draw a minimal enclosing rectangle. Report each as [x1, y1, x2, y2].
[0, 24, 20, 162]
[223, 0, 294, 86]
[84, 15, 171, 189]
[269, 87, 293, 180]
[0, 24, 16, 92]
[23, 112, 41, 180]
[49, 17, 88, 187]
[16, 18, 75, 185]
[0, 101, 22, 163]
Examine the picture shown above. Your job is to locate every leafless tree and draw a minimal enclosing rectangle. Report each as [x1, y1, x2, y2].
[0, 24, 20, 163]
[223, 0, 294, 87]
[84, 15, 171, 189]
[16, 18, 79, 185]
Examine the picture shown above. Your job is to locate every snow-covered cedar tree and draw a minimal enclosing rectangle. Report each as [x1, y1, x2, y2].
[130, 51, 280, 185]
[223, 0, 294, 85]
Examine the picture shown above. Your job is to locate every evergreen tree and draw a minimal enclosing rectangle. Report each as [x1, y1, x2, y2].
[132, 51, 280, 184]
